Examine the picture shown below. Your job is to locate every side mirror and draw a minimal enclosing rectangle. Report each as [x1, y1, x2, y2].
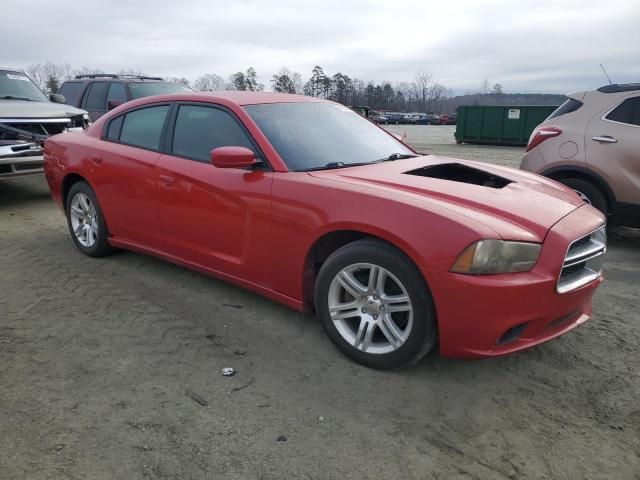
[108, 100, 125, 110]
[211, 146, 258, 169]
[50, 93, 66, 104]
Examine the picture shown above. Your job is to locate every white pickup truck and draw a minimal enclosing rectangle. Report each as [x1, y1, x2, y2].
[0, 68, 90, 179]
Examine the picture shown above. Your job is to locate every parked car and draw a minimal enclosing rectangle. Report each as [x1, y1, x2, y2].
[439, 113, 457, 125]
[44, 92, 606, 369]
[402, 113, 421, 124]
[0, 68, 89, 179]
[382, 112, 405, 124]
[521, 83, 640, 227]
[416, 113, 440, 125]
[59, 74, 192, 121]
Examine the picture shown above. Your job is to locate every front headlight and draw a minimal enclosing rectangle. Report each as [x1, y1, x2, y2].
[451, 240, 541, 274]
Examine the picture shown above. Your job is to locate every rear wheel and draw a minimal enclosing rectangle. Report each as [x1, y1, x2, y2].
[315, 239, 437, 369]
[65, 181, 114, 257]
[559, 178, 608, 215]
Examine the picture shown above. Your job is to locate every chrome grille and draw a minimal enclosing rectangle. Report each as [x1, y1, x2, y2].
[557, 226, 606, 293]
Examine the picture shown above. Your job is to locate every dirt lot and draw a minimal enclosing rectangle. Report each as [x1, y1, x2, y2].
[1, 126, 639, 479]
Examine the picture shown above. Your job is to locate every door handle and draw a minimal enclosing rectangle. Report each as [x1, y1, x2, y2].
[90, 154, 102, 164]
[158, 174, 175, 187]
[592, 135, 618, 144]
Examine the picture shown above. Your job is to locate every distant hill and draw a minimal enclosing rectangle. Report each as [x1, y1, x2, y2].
[453, 93, 566, 107]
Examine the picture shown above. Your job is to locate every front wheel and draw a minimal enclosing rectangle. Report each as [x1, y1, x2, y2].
[315, 239, 437, 369]
[65, 181, 114, 257]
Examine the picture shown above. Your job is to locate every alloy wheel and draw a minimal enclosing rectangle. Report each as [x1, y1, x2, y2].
[327, 263, 413, 354]
[69, 192, 98, 248]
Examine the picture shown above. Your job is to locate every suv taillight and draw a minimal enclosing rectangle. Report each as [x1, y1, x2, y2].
[525, 127, 562, 152]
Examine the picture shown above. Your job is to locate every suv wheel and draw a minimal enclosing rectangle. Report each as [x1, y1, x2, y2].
[560, 178, 608, 215]
[315, 239, 437, 369]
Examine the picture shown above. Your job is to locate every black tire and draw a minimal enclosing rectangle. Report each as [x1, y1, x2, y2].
[65, 181, 114, 257]
[315, 239, 437, 369]
[560, 178, 608, 216]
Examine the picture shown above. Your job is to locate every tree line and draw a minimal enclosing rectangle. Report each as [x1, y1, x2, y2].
[24, 62, 545, 113]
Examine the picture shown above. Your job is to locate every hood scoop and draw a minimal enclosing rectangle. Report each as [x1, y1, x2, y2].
[404, 163, 512, 189]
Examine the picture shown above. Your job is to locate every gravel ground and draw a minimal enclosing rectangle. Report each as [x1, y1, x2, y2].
[1, 127, 639, 479]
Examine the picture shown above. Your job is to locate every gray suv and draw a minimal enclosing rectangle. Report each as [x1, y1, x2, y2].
[0, 68, 89, 179]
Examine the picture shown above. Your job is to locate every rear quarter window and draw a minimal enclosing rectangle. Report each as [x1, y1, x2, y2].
[58, 82, 84, 106]
[547, 98, 583, 120]
[83, 82, 109, 110]
[119, 105, 170, 150]
[105, 115, 124, 140]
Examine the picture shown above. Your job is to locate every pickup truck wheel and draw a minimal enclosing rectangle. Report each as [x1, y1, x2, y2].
[560, 178, 608, 216]
[315, 239, 437, 369]
[65, 181, 113, 257]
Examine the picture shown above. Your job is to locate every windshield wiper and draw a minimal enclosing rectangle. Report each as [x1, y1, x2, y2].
[296, 161, 374, 172]
[297, 154, 419, 172]
[0, 95, 33, 101]
[374, 153, 419, 162]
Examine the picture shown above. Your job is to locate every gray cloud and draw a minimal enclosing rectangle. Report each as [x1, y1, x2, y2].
[1, 0, 638, 94]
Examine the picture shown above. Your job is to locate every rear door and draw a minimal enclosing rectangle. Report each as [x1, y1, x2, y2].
[155, 103, 273, 285]
[585, 95, 640, 208]
[105, 82, 128, 111]
[91, 103, 171, 249]
[81, 82, 109, 121]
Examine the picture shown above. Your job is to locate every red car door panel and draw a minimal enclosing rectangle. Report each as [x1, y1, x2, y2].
[89, 139, 164, 250]
[155, 155, 273, 286]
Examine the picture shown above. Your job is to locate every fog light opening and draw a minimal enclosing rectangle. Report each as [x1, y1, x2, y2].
[496, 322, 529, 345]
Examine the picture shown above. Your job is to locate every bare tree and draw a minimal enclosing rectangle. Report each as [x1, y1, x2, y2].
[415, 68, 433, 112]
[194, 73, 225, 91]
[480, 78, 490, 95]
[271, 67, 302, 93]
[26, 62, 73, 91]
[166, 77, 192, 88]
[117, 68, 146, 76]
[72, 66, 105, 78]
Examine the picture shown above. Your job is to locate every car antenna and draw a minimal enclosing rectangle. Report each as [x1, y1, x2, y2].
[599, 63, 613, 85]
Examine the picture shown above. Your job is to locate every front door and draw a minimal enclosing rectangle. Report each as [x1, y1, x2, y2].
[155, 103, 273, 285]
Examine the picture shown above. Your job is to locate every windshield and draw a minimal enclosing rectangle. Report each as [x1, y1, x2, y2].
[129, 81, 192, 99]
[244, 103, 414, 171]
[0, 71, 48, 102]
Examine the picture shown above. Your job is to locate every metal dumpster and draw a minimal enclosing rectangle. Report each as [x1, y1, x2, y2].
[454, 105, 558, 146]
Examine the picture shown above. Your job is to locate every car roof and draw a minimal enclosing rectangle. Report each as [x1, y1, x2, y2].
[72, 74, 164, 82]
[126, 91, 327, 106]
[1, 68, 26, 74]
[596, 83, 640, 93]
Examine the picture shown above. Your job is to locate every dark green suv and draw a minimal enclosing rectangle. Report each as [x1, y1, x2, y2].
[59, 74, 192, 121]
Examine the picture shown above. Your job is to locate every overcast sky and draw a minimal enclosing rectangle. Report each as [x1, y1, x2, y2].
[2, 0, 638, 94]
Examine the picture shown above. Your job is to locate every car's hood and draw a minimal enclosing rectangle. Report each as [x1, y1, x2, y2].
[0, 100, 87, 119]
[308, 156, 584, 241]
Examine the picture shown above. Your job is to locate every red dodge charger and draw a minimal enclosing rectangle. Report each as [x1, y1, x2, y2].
[43, 92, 606, 369]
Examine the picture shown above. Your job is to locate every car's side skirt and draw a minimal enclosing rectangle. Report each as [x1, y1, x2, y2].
[108, 236, 305, 312]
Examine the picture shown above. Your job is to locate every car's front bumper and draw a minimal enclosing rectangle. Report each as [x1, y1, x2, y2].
[0, 152, 44, 179]
[422, 205, 606, 359]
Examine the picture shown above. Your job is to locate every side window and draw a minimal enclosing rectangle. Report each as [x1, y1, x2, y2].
[83, 82, 108, 110]
[606, 97, 640, 126]
[105, 115, 124, 140]
[119, 105, 170, 150]
[106, 83, 127, 105]
[58, 82, 84, 106]
[171, 105, 256, 162]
